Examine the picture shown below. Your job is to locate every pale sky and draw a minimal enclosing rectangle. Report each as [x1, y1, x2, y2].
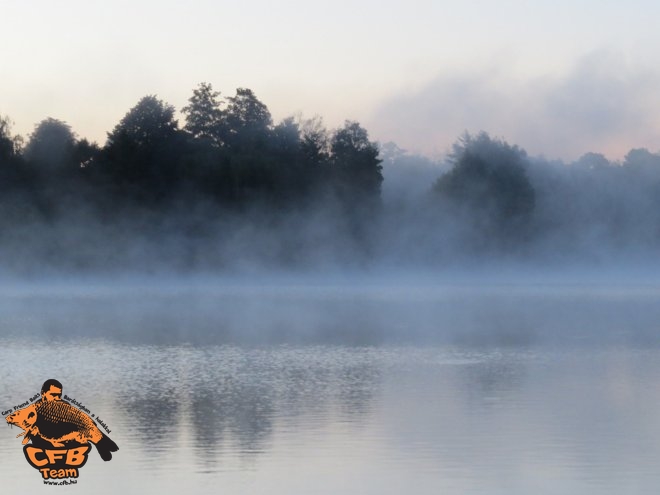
[2, 0, 660, 161]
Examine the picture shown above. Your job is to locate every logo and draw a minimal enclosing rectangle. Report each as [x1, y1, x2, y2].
[4, 379, 118, 485]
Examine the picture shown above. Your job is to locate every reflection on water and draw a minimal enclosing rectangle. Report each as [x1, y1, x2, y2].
[1, 286, 660, 493]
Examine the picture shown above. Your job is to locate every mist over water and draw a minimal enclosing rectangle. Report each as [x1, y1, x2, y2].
[0, 280, 659, 347]
[2, 285, 660, 494]
[1, 259, 659, 494]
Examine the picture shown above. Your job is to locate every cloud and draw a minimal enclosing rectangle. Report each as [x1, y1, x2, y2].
[369, 51, 660, 161]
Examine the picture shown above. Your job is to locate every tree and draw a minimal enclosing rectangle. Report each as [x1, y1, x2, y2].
[271, 117, 300, 153]
[0, 115, 27, 192]
[0, 115, 22, 162]
[264, 117, 313, 203]
[182, 82, 225, 146]
[300, 116, 329, 165]
[104, 95, 185, 200]
[330, 121, 383, 201]
[24, 118, 76, 171]
[622, 148, 660, 181]
[574, 152, 611, 171]
[224, 88, 272, 149]
[434, 132, 535, 238]
[107, 95, 178, 149]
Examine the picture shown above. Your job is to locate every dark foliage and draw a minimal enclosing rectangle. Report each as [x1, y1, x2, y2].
[434, 132, 535, 244]
[0, 87, 383, 231]
[24, 118, 76, 173]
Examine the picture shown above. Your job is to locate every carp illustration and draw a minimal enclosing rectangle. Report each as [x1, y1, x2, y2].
[6, 400, 119, 461]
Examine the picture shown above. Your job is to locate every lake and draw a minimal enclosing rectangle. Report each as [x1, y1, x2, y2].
[1, 280, 659, 493]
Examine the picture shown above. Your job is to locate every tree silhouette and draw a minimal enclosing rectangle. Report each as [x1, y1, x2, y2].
[24, 118, 76, 172]
[0, 115, 21, 163]
[623, 148, 660, 181]
[104, 95, 186, 202]
[224, 88, 272, 150]
[434, 132, 535, 242]
[300, 116, 329, 167]
[107, 95, 178, 149]
[0, 115, 27, 193]
[266, 117, 313, 204]
[182, 82, 225, 147]
[330, 121, 383, 204]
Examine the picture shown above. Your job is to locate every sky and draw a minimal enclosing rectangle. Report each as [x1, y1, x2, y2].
[2, 0, 660, 161]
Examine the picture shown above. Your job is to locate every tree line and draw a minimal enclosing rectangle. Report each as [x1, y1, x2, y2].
[2, 83, 660, 270]
[0, 84, 382, 221]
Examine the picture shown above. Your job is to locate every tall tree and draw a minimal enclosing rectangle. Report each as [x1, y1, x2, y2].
[224, 88, 272, 149]
[266, 117, 310, 203]
[622, 148, 660, 181]
[24, 118, 76, 172]
[104, 95, 185, 200]
[300, 116, 329, 166]
[182, 82, 225, 146]
[107, 95, 178, 149]
[330, 121, 383, 202]
[0, 115, 27, 191]
[434, 132, 535, 241]
[0, 115, 22, 162]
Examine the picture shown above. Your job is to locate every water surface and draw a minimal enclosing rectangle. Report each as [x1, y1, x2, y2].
[1, 283, 659, 494]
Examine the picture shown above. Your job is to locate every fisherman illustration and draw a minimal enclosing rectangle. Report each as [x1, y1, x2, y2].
[5, 379, 119, 461]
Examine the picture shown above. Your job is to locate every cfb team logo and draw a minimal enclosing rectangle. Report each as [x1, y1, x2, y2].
[4, 379, 118, 485]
